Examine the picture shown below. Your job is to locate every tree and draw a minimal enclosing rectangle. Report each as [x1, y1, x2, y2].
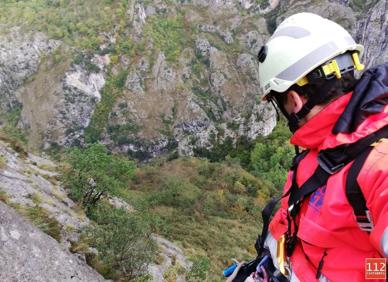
[85, 203, 156, 280]
[64, 144, 135, 208]
[249, 121, 294, 191]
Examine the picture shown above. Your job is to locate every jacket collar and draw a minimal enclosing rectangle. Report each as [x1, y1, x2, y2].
[290, 93, 388, 150]
[290, 93, 351, 150]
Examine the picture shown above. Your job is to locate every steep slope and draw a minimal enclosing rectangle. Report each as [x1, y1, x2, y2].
[1, 0, 385, 160]
[0, 134, 196, 281]
[0, 201, 105, 282]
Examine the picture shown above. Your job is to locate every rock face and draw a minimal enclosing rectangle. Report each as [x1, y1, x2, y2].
[148, 235, 192, 282]
[0, 201, 105, 282]
[0, 27, 59, 112]
[0, 136, 191, 281]
[356, 0, 388, 69]
[0, 138, 91, 246]
[0, 0, 387, 159]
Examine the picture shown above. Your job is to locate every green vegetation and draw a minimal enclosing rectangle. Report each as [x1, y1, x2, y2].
[249, 121, 293, 190]
[351, 0, 366, 10]
[19, 205, 62, 241]
[145, 16, 191, 63]
[2, 106, 27, 145]
[0, 129, 28, 160]
[63, 143, 135, 208]
[120, 157, 274, 280]
[186, 255, 210, 281]
[108, 122, 140, 145]
[0, 155, 6, 170]
[84, 70, 129, 143]
[0, 0, 128, 51]
[56, 121, 291, 280]
[0, 2, 296, 280]
[193, 120, 293, 191]
[82, 202, 156, 280]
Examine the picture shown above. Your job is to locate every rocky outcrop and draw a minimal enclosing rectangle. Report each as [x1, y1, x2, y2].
[0, 136, 190, 280]
[0, 0, 386, 159]
[0, 138, 89, 246]
[0, 27, 59, 112]
[148, 235, 192, 282]
[272, 0, 387, 67]
[356, 0, 388, 68]
[0, 201, 105, 282]
[19, 53, 108, 149]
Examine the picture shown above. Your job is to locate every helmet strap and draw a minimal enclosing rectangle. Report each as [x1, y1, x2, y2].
[271, 93, 320, 133]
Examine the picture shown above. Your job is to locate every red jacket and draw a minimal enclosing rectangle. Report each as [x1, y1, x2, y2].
[269, 93, 388, 282]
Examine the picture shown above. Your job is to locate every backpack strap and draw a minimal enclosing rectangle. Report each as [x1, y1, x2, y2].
[346, 146, 374, 232]
[286, 125, 388, 255]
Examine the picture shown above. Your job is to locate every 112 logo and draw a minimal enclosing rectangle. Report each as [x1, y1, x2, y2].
[365, 258, 386, 280]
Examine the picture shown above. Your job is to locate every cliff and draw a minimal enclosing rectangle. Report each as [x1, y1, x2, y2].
[0, 0, 385, 159]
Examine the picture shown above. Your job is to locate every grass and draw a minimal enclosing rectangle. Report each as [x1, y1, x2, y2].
[17, 205, 62, 242]
[114, 157, 273, 280]
[0, 155, 6, 170]
[0, 129, 28, 159]
[145, 15, 192, 63]
[84, 70, 129, 143]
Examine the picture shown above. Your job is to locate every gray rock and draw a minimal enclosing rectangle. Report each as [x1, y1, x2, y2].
[356, 0, 388, 69]
[0, 140, 90, 243]
[148, 235, 192, 282]
[0, 201, 105, 282]
[2, 1, 386, 161]
[195, 38, 212, 57]
[126, 71, 145, 95]
[0, 27, 60, 113]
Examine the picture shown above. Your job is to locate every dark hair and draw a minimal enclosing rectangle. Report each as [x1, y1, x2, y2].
[291, 71, 357, 103]
[271, 71, 358, 107]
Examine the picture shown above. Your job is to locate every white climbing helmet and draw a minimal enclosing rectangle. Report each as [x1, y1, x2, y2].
[258, 12, 364, 98]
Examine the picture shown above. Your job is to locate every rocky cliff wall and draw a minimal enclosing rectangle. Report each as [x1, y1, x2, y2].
[0, 0, 386, 159]
[0, 201, 105, 282]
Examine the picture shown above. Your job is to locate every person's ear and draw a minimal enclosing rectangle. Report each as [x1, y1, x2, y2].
[287, 90, 304, 113]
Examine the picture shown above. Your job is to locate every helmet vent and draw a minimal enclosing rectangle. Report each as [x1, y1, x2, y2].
[257, 46, 268, 63]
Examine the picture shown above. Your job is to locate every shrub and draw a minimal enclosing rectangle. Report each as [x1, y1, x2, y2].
[63, 144, 135, 208]
[186, 255, 210, 281]
[249, 121, 293, 191]
[148, 176, 201, 210]
[84, 203, 156, 280]
[145, 16, 190, 63]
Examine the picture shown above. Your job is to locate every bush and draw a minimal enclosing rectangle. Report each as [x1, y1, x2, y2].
[84, 71, 128, 143]
[63, 144, 135, 208]
[249, 121, 293, 191]
[84, 203, 156, 280]
[148, 176, 201, 211]
[186, 255, 210, 281]
[145, 16, 190, 62]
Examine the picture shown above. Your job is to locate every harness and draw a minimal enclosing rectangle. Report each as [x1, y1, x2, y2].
[244, 125, 388, 282]
[285, 125, 387, 256]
